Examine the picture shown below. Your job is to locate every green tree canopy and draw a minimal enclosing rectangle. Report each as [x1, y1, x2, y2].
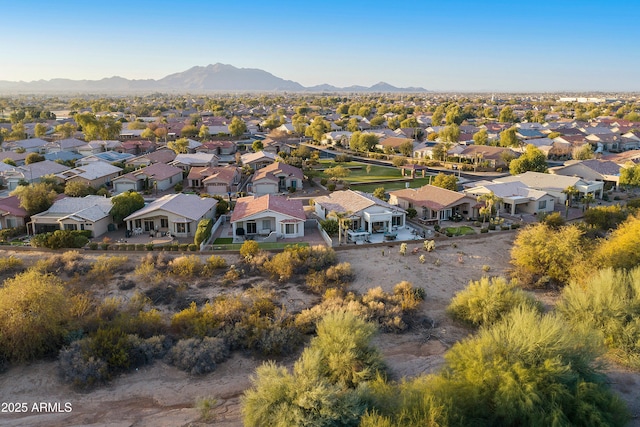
[305, 116, 330, 142]
[499, 126, 520, 147]
[432, 172, 458, 191]
[620, 162, 640, 187]
[64, 180, 94, 197]
[439, 124, 460, 143]
[472, 128, 488, 145]
[498, 106, 517, 123]
[509, 144, 548, 175]
[10, 182, 58, 215]
[111, 190, 144, 224]
[24, 152, 45, 164]
[167, 137, 190, 154]
[228, 116, 247, 137]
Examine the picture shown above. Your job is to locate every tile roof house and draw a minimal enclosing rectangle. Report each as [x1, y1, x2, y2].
[170, 152, 218, 171]
[389, 185, 477, 224]
[6, 138, 48, 153]
[549, 159, 622, 188]
[249, 162, 304, 195]
[230, 194, 305, 242]
[187, 165, 241, 197]
[0, 151, 29, 166]
[77, 140, 123, 156]
[44, 138, 86, 153]
[0, 195, 29, 229]
[463, 181, 555, 216]
[123, 193, 217, 238]
[125, 148, 177, 168]
[241, 151, 277, 170]
[55, 162, 122, 188]
[112, 162, 184, 194]
[455, 145, 519, 168]
[314, 190, 407, 235]
[2, 160, 71, 190]
[29, 195, 113, 237]
[495, 171, 604, 204]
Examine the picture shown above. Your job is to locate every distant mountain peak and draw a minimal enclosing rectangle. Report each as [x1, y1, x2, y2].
[0, 64, 428, 94]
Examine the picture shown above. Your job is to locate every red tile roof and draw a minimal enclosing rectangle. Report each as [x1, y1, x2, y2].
[231, 194, 305, 222]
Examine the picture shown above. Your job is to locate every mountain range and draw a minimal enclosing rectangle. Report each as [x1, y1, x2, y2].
[0, 63, 427, 94]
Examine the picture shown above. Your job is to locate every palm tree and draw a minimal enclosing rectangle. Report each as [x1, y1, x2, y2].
[329, 210, 352, 245]
[477, 192, 503, 225]
[581, 193, 595, 211]
[562, 186, 579, 208]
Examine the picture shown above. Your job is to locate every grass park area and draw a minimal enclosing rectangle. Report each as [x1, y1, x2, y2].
[314, 160, 435, 192]
[443, 226, 476, 236]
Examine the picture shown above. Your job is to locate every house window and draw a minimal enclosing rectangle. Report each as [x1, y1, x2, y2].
[392, 216, 403, 226]
[538, 200, 547, 210]
[64, 223, 77, 231]
[285, 223, 296, 234]
[246, 222, 257, 234]
[262, 219, 270, 231]
[144, 220, 154, 232]
[161, 218, 169, 228]
[135, 219, 142, 228]
[176, 223, 186, 233]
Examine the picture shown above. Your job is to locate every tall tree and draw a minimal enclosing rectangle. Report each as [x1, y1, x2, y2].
[432, 173, 458, 191]
[498, 106, 517, 123]
[499, 126, 520, 147]
[34, 123, 48, 138]
[305, 116, 330, 142]
[439, 124, 460, 143]
[11, 182, 58, 215]
[509, 144, 548, 175]
[167, 137, 190, 154]
[229, 116, 247, 137]
[111, 190, 145, 224]
[472, 128, 489, 145]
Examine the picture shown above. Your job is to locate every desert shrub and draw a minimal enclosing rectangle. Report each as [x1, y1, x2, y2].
[223, 265, 241, 283]
[87, 255, 130, 283]
[145, 243, 154, 251]
[89, 327, 133, 373]
[169, 255, 203, 278]
[480, 227, 489, 233]
[0, 270, 71, 362]
[447, 276, 541, 327]
[583, 204, 628, 231]
[296, 282, 424, 333]
[196, 396, 218, 422]
[430, 307, 628, 426]
[239, 239, 260, 260]
[305, 262, 353, 294]
[179, 244, 189, 251]
[595, 214, 640, 270]
[0, 255, 23, 273]
[58, 333, 169, 388]
[127, 334, 171, 367]
[145, 284, 177, 306]
[327, 183, 336, 191]
[557, 267, 640, 369]
[0, 226, 26, 242]
[135, 243, 145, 251]
[165, 337, 229, 375]
[89, 242, 99, 250]
[539, 211, 566, 228]
[263, 251, 297, 282]
[188, 243, 198, 251]
[241, 309, 304, 356]
[510, 223, 586, 288]
[58, 340, 109, 388]
[320, 178, 328, 186]
[32, 250, 89, 276]
[204, 255, 227, 272]
[423, 240, 435, 252]
[134, 261, 159, 284]
[242, 312, 381, 427]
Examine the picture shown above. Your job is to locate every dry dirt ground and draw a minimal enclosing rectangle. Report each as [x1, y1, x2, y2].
[0, 233, 638, 426]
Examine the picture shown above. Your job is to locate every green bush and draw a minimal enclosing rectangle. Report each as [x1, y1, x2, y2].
[188, 243, 198, 251]
[480, 228, 489, 233]
[447, 276, 541, 327]
[89, 242, 99, 250]
[194, 219, 213, 246]
[558, 267, 640, 369]
[31, 230, 90, 249]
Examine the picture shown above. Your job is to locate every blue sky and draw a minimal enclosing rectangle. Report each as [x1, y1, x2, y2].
[2, 1, 639, 91]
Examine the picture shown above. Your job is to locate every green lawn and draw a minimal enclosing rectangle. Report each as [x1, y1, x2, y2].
[213, 237, 233, 244]
[316, 161, 422, 182]
[444, 226, 476, 236]
[352, 177, 435, 193]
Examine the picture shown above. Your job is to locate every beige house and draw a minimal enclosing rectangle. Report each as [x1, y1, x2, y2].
[29, 195, 114, 237]
[187, 165, 241, 197]
[464, 181, 555, 216]
[230, 194, 305, 242]
[389, 185, 477, 224]
[250, 162, 304, 195]
[123, 193, 217, 238]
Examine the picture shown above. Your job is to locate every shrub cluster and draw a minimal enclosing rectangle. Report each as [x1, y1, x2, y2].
[31, 230, 90, 249]
[165, 337, 229, 375]
[263, 245, 337, 283]
[296, 281, 425, 333]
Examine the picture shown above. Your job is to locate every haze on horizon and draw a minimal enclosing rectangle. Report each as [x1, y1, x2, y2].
[3, 0, 639, 92]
